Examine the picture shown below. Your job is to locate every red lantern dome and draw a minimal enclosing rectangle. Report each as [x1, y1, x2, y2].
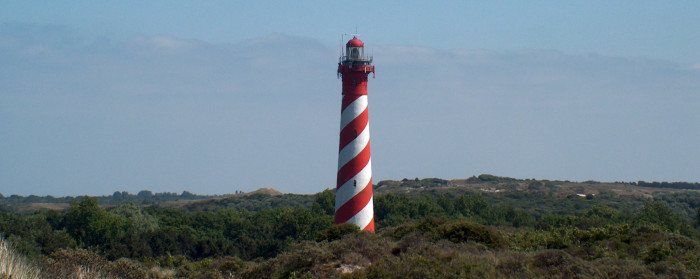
[346, 37, 364, 47]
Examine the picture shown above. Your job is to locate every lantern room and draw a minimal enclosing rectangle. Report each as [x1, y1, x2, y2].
[341, 36, 372, 67]
[346, 37, 364, 61]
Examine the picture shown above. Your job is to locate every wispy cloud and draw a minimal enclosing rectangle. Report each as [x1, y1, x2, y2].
[1, 24, 698, 196]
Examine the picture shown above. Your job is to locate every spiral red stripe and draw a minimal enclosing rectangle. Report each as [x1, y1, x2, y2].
[338, 107, 369, 151]
[336, 142, 371, 187]
[341, 94, 363, 111]
[364, 216, 375, 232]
[334, 179, 373, 223]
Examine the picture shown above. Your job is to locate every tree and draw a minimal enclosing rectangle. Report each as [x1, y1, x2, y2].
[454, 194, 488, 217]
[110, 203, 159, 234]
[137, 190, 153, 198]
[311, 189, 335, 216]
[181, 191, 195, 198]
[65, 196, 100, 245]
[436, 195, 454, 215]
[637, 201, 683, 232]
[65, 196, 129, 247]
[112, 191, 123, 200]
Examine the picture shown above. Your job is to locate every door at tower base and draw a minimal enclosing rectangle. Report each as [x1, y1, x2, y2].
[335, 36, 375, 232]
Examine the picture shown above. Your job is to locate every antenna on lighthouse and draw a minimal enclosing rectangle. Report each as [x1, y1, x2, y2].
[342, 25, 362, 50]
[339, 37, 344, 60]
[343, 25, 361, 40]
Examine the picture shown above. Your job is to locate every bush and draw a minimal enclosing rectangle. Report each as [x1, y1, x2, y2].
[388, 216, 444, 240]
[110, 258, 148, 279]
[42, 248, 111, 279]
[437, 221, 506, 249]
[531, 250, 603, 278]
[478, 174, 499, 182]
[316, 223, 360, 242]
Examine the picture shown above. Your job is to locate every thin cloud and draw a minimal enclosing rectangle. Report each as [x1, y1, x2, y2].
[125, 35, 202, 51]
[1, 25, 698, 196]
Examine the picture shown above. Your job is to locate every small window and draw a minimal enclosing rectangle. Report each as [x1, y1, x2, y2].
[351, 48, 360, 59]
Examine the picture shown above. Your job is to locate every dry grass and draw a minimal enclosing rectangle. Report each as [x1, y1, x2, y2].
[379, 178, 700, 199]
[0, 237, 41, 279]
[1, 238, 117, 279]
[26, 203, 71, 211]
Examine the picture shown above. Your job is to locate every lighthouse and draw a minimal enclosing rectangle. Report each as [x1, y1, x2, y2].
[335, 36, 375, 232]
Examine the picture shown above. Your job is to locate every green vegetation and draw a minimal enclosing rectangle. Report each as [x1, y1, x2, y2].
[635, 181, 700, 190]
[0, 190, 224, 213]
[1, 175, 699, 278]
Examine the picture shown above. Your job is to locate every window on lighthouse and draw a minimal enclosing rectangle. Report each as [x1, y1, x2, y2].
[351, 48, 359, 59]
[349, 47, 362, 59]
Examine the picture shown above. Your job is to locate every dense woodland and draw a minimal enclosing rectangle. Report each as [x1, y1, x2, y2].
[1, 175, 700, 278]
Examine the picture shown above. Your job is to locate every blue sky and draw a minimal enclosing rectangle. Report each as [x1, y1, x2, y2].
[4, 1, 700, 62]
[1, 2, 699, 196]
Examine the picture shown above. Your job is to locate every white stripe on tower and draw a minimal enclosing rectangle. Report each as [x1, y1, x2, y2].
[336, 160, 372, 209]
[342, 196, 374, 230]
[337, 97, 371, 167]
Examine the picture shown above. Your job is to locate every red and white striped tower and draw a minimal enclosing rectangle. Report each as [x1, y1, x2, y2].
[335, 36, 375, 232]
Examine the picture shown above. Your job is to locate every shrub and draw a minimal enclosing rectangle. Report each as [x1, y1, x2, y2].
[495, 251, 533, 278]
[271, 242, 333, 278]
[636, 201, 684, 233]
[387, 216, 443, 240]
[316, 223, 360, 242]
[531, 250, 603, 278]
[437, 221, 506, 249]
[453, 194, 488, 217]
[42, 248, 111, 279]
[594, 258, 655, 278]
[110, 258, 148, 279]
[478, 174, 499, 182]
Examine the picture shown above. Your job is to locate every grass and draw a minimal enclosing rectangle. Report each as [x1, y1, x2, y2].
[0, 236, 40, 279]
